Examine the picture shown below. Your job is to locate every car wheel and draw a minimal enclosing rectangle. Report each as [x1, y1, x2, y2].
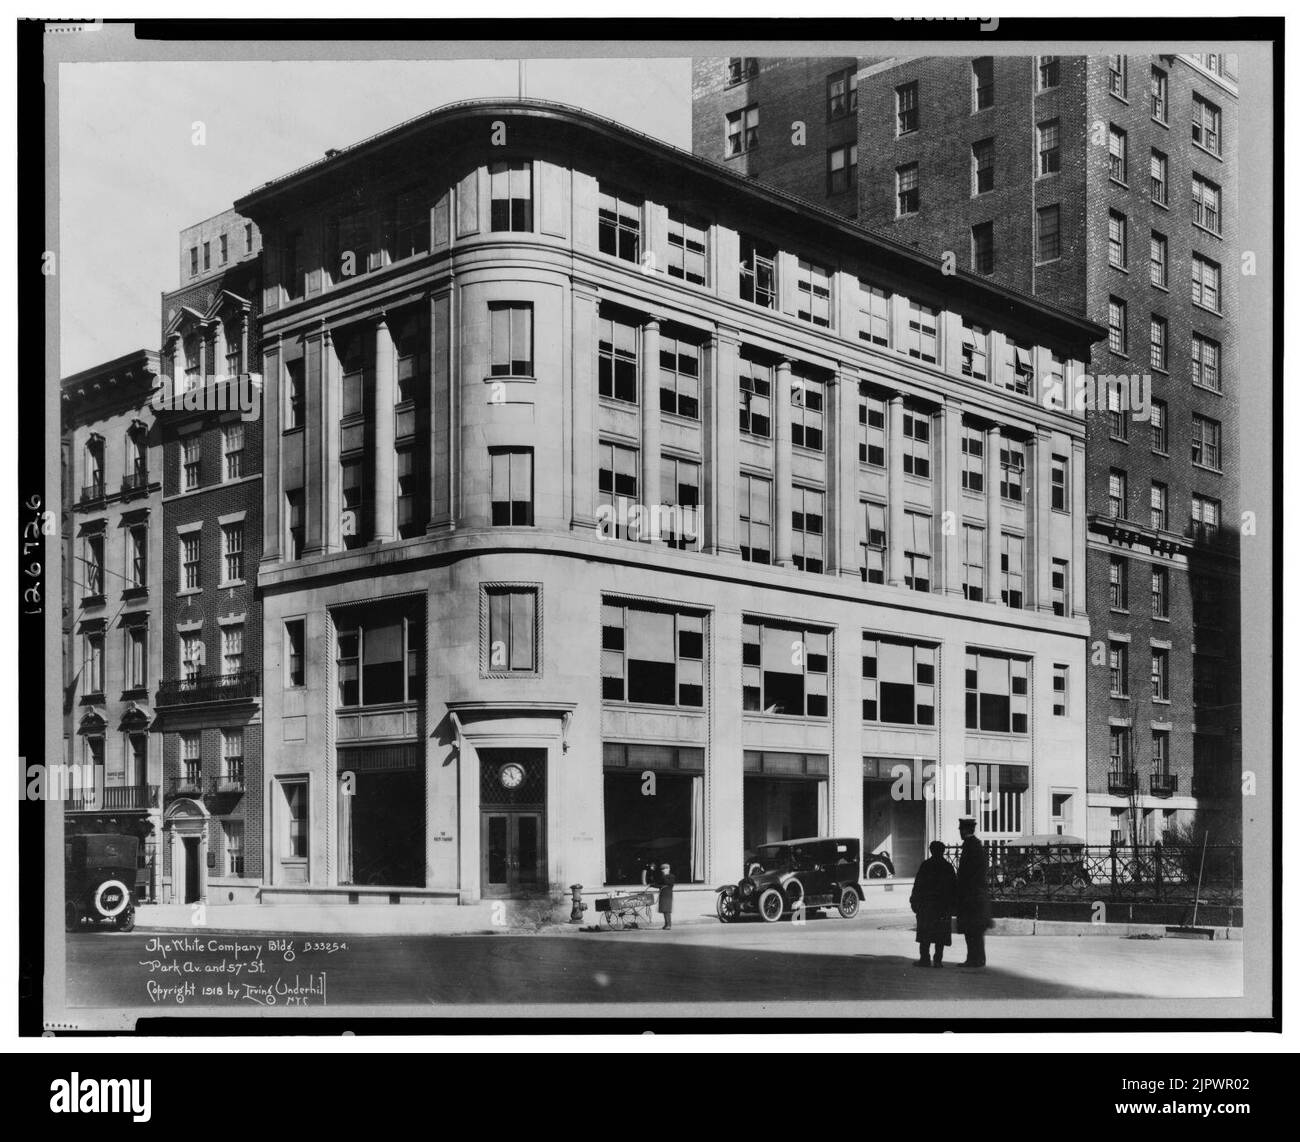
[716, 892, 740, 924]
[865, 860, 891, 880]
[1070, 875, 1090, 890]
[65, 901, 81, 932]
[758, 887, 784, 923]
[838, 886, 861, 919]
[115, 907, 136, 933]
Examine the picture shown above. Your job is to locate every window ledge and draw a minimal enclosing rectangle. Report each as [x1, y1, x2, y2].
[484, 374, 537, 384]
[1191, 463, 1224, 475]
[1153, 698, 1173, 706]
[175, 588, 202, 598]
[1152, 116, 1169, 129]
[1192, 222, 1223, 241]
[219, 579, 247, 590]
[1191, 382, 1224, 395]
[1192, 302, 1223, 318]
[1191, 141, 1224, 163]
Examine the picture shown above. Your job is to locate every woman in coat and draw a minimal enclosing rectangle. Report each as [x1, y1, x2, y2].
[909, 840, 957, 967]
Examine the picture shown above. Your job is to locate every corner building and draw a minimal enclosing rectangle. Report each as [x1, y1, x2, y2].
[237, 100, 1103, 907]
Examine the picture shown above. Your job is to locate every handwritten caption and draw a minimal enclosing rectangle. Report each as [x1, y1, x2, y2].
[137, 936, 346, 1006]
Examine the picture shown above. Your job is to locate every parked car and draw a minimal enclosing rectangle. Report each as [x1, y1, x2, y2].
[65, 833, 139, 932]
[864, 849, 896, 879]
[717, 837, 863, 922]
[998, 834, 1091, 889]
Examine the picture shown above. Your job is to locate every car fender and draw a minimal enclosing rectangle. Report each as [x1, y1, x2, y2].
[779, 874, 804, 903]
[714, 884, 738, 896]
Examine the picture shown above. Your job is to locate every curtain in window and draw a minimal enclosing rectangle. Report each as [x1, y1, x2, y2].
[817, 779, 829, 836]
[337, 779, 353, 884]
[690, 775, 705, 883]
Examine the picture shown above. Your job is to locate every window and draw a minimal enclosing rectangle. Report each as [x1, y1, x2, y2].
[1150, 66, 1168, 122]
[597, 441, 638, 538]
[181, 732, 201, 786]
[335, 604, 424, 708]
[486, 587, 538, 673]
[1152, 731, 1169, 776]
[597, 188, 641, 261]
[1051, 558, 1069, 616]
[395, 311, 428, 406]
[896, 163, 919, 216]
[827, 66, 857, 118]
[225, 324, 242, 376]
[666, 211, 707, 284]
[1001, 533, 1024, 609]
[1036, 204, 1061, 261]
[1039, 55, 1060, 90]
[490, 448, 534, 526]
[862, 637, 936, 725]
[896, 82, 919, 135]
[1108, 125, 1127, 183]
[1108, 211, 1128, 268]
[1052, 665, 1068, 716]
[1109, 643, 1129, 697]
[1150, 149, 1168, 205]
[903, 512, 932, 592]
[961, 425, 985, 492]
[391, 189, 430, 261]
[862, 501, 887, 584]
[1108, 469, 1128, 518]
[659, 456, 700, 549]
[127, 523, 147, 588]
[1150, 482, 1168, 530]
[1108, 54, 1128, 98]
[84, 632, 104, 695]
[1110, 727, 1131, 772]
[738, 473, 772, 564]
[1193, 655, 1220, 706]
[742, 620, 828, 717]
[962, 523, 984, 601]
[285, 490, 304, 560]
[222, 423, 244, 481]
[727, 57, 759, 85]
[739, 235, 777, 309]
[245, 222, 253, 252]
[1150, 315, 1167, 370]
[962, 323, 989, 380]
[489, 160, 533, 232]
[598, 313, 638, 403]
[659, 335, 701, 419]
[202, 241, 211, 271]
[281, 230, 304, 300]
[285, 619, 305, 687]
[219, 233, 228, 264]
[790, 375, 825, 450]
[972, 58, 994, 110]
[1051, 454, 1069, 511]
[224, 821, 244, 877]
[1191, 415, 1222, 470]
[1192, 333, 1221, 392]
[1151, 648, 1169, 700]
[285, 359, 304, 429]
[1151, 565, 1169, 618]
[1150, 231, 1168, 288]
[827, 142, 858, 194]
[1006, 340, 1035, 395]
[221, 624, 244, 677]
[1037, 119, 1061, 176]
[725, 105, 760, 156]
[490, 303, 533, 377]
[1150, 401, 1167, 453]
[972, 138, 994, 195]
[222, 728, 244, 784]
[858, 392, 887, 466]
[971, 222, 994, 274]
[739, 357, 772, 437]
[1108, 297, 1127, 355]
[221, 522, 244, 583]
[189, 247, 199, 276]
[181, 634, 203, 684]
[1191, 94, 1221, 155]
[965, 651, 1030, 734]
[1108, 382, 1128, 439]
[182, 435, 200, 490]
[1193, 174, 1221, 235]
[282, 780, 308, 859]
[999, 444, 1025, 502]
[340, 458, 365, 547]
[82, 435, 105, 495]
[603, 602, 705, 708]
[1109, 555, 1128, 609]
[1192, 255, 1221, 312]
[858, 281, 890, 346]
[902, 407, 932, 478]
[795, 260, 831, 327]
[83, 533, 104, 597]
[906, 301, 937, 362]
[791, 486, 824, 573]
[182, 533, 201, 590]
[1047, 354, 1066, 406]
[330, 210, 375, 279]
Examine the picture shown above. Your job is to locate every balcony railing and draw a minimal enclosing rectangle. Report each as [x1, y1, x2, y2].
[66, 784, 159, 812]
[165, 774, 245, 802]
[121, 470, 150, 498]
[1108, 768, 1138, 796]
[156, 669, 260, 706]
[79, 480, 106, 504]
[166, 775, 204, 800]
[1150, 771, 1179, 798]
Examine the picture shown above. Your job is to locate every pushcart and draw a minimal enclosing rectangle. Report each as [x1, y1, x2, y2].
[594, 890, 656, 929]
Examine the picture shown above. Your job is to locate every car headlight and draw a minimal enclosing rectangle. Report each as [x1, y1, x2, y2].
[739, 879, 755, 898]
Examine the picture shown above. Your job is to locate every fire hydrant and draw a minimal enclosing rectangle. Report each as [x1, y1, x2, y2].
[568, 884, 587, 923]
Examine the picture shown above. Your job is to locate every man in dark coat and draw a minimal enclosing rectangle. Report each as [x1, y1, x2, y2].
[909, 840, 957, 967]
[955, 818, 992, 967]
[653, 862, 675, 930]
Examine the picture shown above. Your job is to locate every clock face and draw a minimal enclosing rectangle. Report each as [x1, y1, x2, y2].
[499, 762, 525, 790]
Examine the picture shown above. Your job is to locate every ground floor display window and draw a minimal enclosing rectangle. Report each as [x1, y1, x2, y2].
[603, 742, 704, 885]
[338, 745, 425, 887]
[742, 751, 828, 864]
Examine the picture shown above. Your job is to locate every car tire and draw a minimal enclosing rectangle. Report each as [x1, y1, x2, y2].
[865, 860, 891, 880]
[716, 892, 740, 924]
[65, 901, 81, 932]
[115, 907, 136, 933]
[758, 887, 784, 923]
[838, 886, 861, 919]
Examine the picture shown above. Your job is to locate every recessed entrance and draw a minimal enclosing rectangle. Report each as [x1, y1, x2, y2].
[183, 836, 201, 903]
[478, 748, 546, 899]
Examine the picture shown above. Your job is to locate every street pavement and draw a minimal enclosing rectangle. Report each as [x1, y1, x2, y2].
[63, 913, 1243, 1017]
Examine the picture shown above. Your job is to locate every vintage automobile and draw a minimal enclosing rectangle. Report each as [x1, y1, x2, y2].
[998, 834, 1092, 889]
[65, 833, 140, 932]
[863, 849, 896, 879]
[716, 836, 864, 922]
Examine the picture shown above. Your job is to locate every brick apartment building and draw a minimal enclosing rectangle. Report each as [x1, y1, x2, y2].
[691, 53, 1242, 846]
[61, 350, 165, 899]
[223, 97, 1104, 910]
[153, 209, 265, 904]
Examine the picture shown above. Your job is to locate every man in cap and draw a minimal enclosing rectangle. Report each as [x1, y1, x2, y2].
[955, 817, 992, 967]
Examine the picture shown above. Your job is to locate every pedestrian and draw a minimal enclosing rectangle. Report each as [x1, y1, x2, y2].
[909, 840, 957, 968]
[653, 862, 675, 930]
[955, 817, 993, 967]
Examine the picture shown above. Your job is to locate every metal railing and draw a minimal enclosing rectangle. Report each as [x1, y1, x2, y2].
[66, 784, 159, 811]
[80, 481, 105, 503]
[1149, 771, 1178, 798]
[1107, 768, 1137, 795]
[120, 470, 150, 497]
[156, 669, 260, 706]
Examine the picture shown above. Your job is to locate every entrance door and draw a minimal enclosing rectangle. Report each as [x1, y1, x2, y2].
[183, 836, 201, 903]
[481, 812, 544, 898]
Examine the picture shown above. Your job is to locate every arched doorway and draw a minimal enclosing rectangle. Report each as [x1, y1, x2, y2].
[163, 797, 209, 905]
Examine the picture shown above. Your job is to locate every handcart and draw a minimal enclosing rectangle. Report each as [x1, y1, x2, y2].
[594, 890, 655, 929]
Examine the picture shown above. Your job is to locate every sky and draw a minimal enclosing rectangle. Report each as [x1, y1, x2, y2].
[57, 58, 692, 375]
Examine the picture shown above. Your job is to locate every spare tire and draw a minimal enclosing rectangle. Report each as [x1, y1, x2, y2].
[94, 879, 131, 919]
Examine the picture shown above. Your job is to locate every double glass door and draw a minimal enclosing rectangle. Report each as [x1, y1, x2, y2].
[481, 811, 544, 898]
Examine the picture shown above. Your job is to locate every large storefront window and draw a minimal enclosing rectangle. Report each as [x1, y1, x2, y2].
[603, 743, 704, 885]
[335, 602, 424, 708]
[601, 601, 705, 708]
[743, 751, 828, 863]
[338, 744, 425, 887]
[742, 620, 829, 717]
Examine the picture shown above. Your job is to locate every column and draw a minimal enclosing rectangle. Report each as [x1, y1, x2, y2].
[707, 330, 741, 556]
[322, 326, 341, 552]
[166, 333, 182, 385]
[886, 395, 905, 586]
[986, 424, 1003, 605]
[640, 318, 661, 516]
[304, 332, 325, 555]
[940, 401, 964, 596]
[570, 287, 599, 529]
[830, 368, 858, 576]
[773, 358, 794, 567]
[239, 311, 250, 374]
[1070, 437, 1087, 618]
[1031, 429, 1054, 612]
[261, 338, 282, 562]
[373, 315, 397, 543]
[211, 320, 227, 378]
